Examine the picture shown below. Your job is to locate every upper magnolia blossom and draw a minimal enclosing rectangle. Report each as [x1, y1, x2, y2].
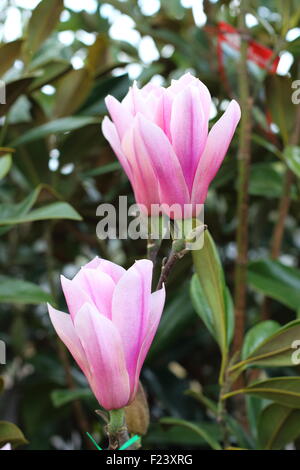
[102, 72, 241, 218]
[48, 257, 165, 410]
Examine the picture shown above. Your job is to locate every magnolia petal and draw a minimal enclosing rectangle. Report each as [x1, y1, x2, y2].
[105, 95, 132, 139]
[102, 116, 133, 182]
[170, 85, 207, 189]
[122, 122, 160, 209]
[72, 269, 115, 319]
[47, 304, 90, 380]
[74, 303, 130, 410]
[134, 113, 190, 217]
[191, 100, 241, 205]
[112, 260, 153, 392]
[132, 286, 165, 398]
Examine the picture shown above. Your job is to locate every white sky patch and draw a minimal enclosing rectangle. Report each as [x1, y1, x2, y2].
[109, 14, 140, 46]
[286, 28, 300, 42]
[149, 74, 165, 86]
[180, 0, 206, 27]
[138, 36, 159, 63]
[58, 30, 75, 46]
[277, 51, 294, 76]
[100, 4, 121, 21]
[64, 0, 97, 13]
[192, 0, 207, 27]
[3, 7, 22, 41]
[161, 44, 175, 58]
[245, 13, 258, 28]
[15, 0, 40, 8]
[76, 30, 96, 46]
[126, 63, 143, 80]
[61, 163, 74, 175]
[71, 55, 85, 70]
[60, 10, 71, 22]
[41, 85, 56, 95]
[138, 0, 160, 16]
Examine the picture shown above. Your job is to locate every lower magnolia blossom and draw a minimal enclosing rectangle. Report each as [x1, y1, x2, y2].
[47, 257, 165, 410]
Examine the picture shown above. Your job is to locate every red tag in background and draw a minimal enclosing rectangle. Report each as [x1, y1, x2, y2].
[217, 21, 279, 75]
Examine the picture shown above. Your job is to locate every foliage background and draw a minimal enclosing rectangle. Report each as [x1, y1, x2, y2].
[0, 0, 300, 450]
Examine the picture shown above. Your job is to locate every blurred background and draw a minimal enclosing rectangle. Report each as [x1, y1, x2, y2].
[0, 0, 300, 450]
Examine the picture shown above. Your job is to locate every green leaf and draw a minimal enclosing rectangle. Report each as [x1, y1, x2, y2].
[81, 161, 121, 178]
[51, 388, 93, 407]
[190, 273, 215, 340]
[53, 68, 93, 117]
[225, 377, 300, 408]
[9, 116, 99, 147]
[160, 417, 222, 450]
[258, 403, 300, 450]
[192, 231, 234, 354]
[0, 39, 24, 77]
[249, 163, 295, 199]
[0, 276, 53, 304]
[265, 76, 296, 145]
[248, 259, 300, 311]
[242, 321, 281, 360]
[2, 201, 82, 224]
[230, 320, 300, 370]
[0, 421, 28, 447]
[0, 154, 12, 179]
[23, 0, 64, 61]
[283, 146, 300, 179]
[0, 77, 35, 117]
[0, 186, 82, 225]
[149, 285, 195, 358]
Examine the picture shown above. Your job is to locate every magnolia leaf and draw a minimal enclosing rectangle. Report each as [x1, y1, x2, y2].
[248, 259, 300, 311]
[160, 417, 222, 450]
[0, 276, 53, 304]
[258, 403, 300, 450]
[224, 377, 300, 409]
[0, 421, 28, 448]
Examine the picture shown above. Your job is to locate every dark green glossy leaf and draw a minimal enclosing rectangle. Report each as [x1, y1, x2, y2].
[0, 421, 28, 447]
[51, 388, 93, 407]
[9, 116, 99, 147]
[0, 154, 12, 179]
[283, 146, 300, 179]
[160, 417, 222, 450]
[192, 231, 234, 353]
[258, 403, 300, 450]
[242, 320, 281, 360]
[248, 259, 300, 311]
[226, 377, 300, 408]
[23, 0, 64, 61]
[0, 276, 53, 304]
[231, 320, 300, 370]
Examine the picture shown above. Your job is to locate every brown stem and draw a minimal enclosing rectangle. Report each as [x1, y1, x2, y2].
[156, 241, 188, 291]
[233, 0, 252, 357]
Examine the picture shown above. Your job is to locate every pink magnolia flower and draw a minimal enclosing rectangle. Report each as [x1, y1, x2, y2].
[102, 72, 241, 218]
[47, 257, 165, 410]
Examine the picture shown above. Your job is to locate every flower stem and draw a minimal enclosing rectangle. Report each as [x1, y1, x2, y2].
[107, 409, 130, 450]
